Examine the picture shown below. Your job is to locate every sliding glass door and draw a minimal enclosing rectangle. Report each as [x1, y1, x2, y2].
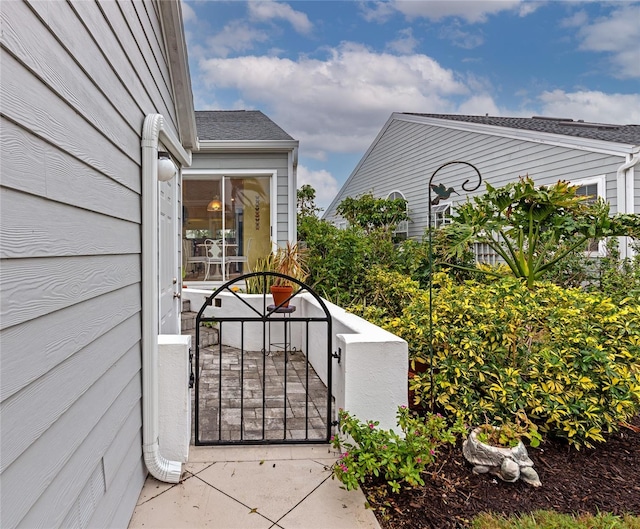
[183, 175, 271, 282]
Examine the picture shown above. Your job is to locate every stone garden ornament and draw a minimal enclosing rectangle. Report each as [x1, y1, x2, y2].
[463, 427, 542, 487]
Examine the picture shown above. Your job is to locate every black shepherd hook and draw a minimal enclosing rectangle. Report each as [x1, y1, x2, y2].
[426, 161, 482, 411]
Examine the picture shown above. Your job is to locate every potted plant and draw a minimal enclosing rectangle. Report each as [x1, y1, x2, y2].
[462, 410, 542, 486]
[270, 242, 309, 307]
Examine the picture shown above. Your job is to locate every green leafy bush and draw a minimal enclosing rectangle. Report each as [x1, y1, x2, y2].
[298, 215, 401, 305]
[350, 267, 422, 320]
[382, 274, 640, 448]
[331, 407, 464, 493]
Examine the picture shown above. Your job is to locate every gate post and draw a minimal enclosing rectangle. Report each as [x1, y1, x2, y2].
[158, 334, 192, 461]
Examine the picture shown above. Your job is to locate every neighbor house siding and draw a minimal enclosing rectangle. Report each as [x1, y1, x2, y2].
[189, 152, 292, 245]
[326, 118, 628, 239]
[0, 1, 181, 527]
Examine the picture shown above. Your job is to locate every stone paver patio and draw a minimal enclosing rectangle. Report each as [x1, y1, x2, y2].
[195, 343, 333, 444]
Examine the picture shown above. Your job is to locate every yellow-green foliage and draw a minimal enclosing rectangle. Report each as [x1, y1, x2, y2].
[351, 267, 422, 320]
[385, 273, 640, 448]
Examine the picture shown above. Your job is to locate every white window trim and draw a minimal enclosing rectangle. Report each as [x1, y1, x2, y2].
[571, 175, 606, 256]
[387, 190, 409, 237]
[430, 202, 453, 229]
[183, 168, 278, 248]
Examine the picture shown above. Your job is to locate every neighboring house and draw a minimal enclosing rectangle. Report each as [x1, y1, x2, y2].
[324, 113, 640, 258]
[183, 110, 299, 285]
[1, 1, 197, 527]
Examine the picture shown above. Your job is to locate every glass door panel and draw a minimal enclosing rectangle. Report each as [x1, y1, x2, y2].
[183, 176, 271, 282]
[226, 176, 271, 278]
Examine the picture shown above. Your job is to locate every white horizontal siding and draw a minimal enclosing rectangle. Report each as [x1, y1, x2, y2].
[0, 284, 140, 401]
[0, 0, 181, 526]
[21, 400, 141, 529]
[0, 345, 141, 527]
[1, 120, 141, 222]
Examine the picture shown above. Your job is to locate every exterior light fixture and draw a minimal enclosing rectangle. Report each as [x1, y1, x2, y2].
[207, 196, 222, 212]
[157, 151, 176, 182]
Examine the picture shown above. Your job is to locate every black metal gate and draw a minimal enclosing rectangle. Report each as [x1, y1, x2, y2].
[194, 272, 333, 445]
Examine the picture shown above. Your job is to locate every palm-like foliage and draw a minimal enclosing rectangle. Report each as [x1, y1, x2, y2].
[442, 176, 637, 288]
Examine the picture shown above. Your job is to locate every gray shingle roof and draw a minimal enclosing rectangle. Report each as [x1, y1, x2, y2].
[195, 110, 295, 141]
[406, 113, 640, 145]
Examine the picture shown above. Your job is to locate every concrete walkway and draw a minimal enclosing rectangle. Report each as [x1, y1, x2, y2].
[128, 445, 381, 529]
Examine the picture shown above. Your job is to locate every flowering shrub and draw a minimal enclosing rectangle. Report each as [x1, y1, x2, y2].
[331, 407, 464, 493]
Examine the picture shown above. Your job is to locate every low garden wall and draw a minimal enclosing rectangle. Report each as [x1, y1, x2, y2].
[181, 288, 408, 432]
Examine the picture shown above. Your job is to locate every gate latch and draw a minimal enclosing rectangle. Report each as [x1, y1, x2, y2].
[332, 347, 341, 364]
[188, 347, 194, 389]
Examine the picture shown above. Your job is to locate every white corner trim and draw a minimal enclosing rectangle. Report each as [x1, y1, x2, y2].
[289, 148, 297, 243]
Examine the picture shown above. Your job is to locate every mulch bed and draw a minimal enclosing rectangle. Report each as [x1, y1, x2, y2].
[362, 414, 640, 528]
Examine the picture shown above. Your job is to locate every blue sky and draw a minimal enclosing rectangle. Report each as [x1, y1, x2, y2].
[182, 1, 640, 210]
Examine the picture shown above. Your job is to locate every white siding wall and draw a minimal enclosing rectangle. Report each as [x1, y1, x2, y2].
[326, 118, 628, 239]
[189, 152, 292, 245]
[0, 1, 181, 527]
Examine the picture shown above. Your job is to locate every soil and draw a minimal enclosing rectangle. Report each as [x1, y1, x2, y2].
[362, 414, 640, 529]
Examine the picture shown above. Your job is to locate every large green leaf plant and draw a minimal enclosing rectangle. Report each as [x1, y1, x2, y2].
[441, 176, 638, 288]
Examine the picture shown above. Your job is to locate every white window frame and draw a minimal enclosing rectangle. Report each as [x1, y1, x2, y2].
[571, 175, 606, 256]
[387, 190, 409, 239]
[430, 202, 453, 229]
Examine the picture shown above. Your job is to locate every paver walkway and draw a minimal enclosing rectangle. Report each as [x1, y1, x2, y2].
[128, 445, 381, 529]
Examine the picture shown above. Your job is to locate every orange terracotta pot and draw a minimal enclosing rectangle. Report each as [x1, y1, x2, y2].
[270, 285, 293, 308]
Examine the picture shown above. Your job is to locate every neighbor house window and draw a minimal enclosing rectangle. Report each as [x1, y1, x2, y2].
[388, 190, 409, 240]
[430, 203, 452, 229]
[573, 176, 606, 254]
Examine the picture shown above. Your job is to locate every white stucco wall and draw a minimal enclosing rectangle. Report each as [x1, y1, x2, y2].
[181, 288, 408, 432]
[158, 335, 191, 463]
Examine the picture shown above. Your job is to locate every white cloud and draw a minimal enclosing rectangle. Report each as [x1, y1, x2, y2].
[205, 20, 269, 58]
[538, 90, 640, 124]
[360, 0, 534, 24]
[248, 1, 313, 34]
[359, 1, 398, 23]
[560, 10, 588, 29]
[439, 23, 484, 49]
[297, 166, 339, 209]
[575, 4, 640, 78]
[199, 43, 468, 156]
[386, 28, 420, 54]
[391, 0, 524, 24]
[456, 94, 502, 116]
[181, 2, 196, 23]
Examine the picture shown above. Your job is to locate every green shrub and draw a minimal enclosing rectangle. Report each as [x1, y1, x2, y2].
[384, 274, 640, 448]
[349, 267, 421, 319]
[298, 215, 401, 305]
[331, 407, 464, 493]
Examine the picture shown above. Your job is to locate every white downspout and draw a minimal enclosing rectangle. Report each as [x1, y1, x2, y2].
[615, 151, 640, 259]
[141, 114, 192, 483]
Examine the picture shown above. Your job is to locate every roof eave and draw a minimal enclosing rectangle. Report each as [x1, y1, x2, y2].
[198, 139, 299, 152]
[400, 114, 638, 156]
[158, 0, 199, 151]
